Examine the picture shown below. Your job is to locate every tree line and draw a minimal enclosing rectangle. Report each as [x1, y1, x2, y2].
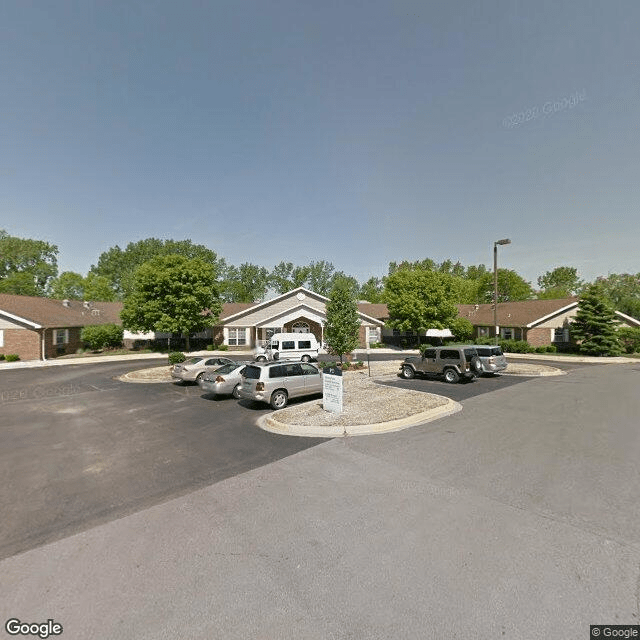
[1, 229, 638, 317]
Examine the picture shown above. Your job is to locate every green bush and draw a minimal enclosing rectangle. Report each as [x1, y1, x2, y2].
[369, 342, 385, 349]
[81, 323, 124, 351]
[0, 354, 5, 360]
[168, 351, 186, 365]
[618, 327, 640, 354]
[5, 354, 20, 362]
[206, 344, 214, 351]
[499, 339, 534, 354]
[535, 346, 547, 353]
[342, 361, 351, 369]
[546, 345, 557, 353]
[217, 344, 229, 351]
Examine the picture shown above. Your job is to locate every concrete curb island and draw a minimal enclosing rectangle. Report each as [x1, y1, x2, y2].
[257, 396, 463, 438]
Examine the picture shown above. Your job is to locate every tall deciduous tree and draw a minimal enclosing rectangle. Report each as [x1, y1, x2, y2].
[90, 238, 224, 299]
[594, 273, 640, 320]
[49, 271, 86, 299]
[537, 266, 583, 297]
[120, 255, 221, 351]
[384, 269, 460, 338]
[324, 276, 361, 362]
[269, 262, 310, 294]
[306, 260, 336, 296]
[0, 229, 58, 295]
[221, 263, 270, 302]
[358, 276, 385, 303]
[477, 269, 534, 303]
[570, 284, 622, 356]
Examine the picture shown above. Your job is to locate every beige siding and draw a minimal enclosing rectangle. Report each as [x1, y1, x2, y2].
[0, 315, 26, 329]
[533, 308, 578, 329]
[226, 292, 327, 326]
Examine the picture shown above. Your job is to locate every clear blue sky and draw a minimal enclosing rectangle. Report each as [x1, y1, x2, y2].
[1, 0, 638, 288]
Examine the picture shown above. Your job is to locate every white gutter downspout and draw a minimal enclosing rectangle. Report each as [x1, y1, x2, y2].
[41, 329, 46, 360]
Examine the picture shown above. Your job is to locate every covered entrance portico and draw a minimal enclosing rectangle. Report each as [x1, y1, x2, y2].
[255, 308, 325, 348]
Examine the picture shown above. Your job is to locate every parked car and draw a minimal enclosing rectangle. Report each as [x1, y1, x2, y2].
[468, 345, 508, 375]
[198, 362, 246, 398]
[255, 332, 319, 362]
[171, 356, 237, 383]
[400, 346, 482, 383]
[238, 361, 323, 409]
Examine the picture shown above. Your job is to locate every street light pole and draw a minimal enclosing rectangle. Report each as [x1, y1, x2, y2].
[493, 238, 511, 345]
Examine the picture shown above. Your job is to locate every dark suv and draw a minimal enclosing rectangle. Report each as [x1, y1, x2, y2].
[400, 346, 482, 383]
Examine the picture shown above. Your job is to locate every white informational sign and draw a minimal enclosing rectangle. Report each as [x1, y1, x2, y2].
[323, 367, 343, 413]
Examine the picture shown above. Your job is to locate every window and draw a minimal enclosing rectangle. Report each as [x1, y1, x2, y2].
[283, 363, 302, 376]
[423, 348, 437, 359]
[228, 328, 246, 346]
[553, 327, 569, 342]
[269, 365, 285, 378]
[298, 340, 311, 349]
[292, 321, 310, 333]
[300, 363, 319, 375]
[477, 326, 490, 337]
[54, 329, 69, 345]
[500, 328, 514, 340]
[282, 341, 295, 350]
[440, 350, 459, 360]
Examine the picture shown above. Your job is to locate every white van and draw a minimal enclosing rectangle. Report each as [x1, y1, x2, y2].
[256, 332, 319, 362]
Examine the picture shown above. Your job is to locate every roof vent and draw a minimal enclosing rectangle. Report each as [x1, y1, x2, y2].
[62, 299, 70, 307]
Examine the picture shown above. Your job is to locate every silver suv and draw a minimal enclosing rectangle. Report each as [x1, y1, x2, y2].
[238, 361, 323, 409]
[400, 346, 482, 383]
[468, 345, 508, 375]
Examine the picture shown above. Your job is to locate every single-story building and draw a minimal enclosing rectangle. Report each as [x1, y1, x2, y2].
[210, 287, 386, 350]
[3, 290, 638, 361]
[0, 294, 123, 360]
[456, 297, 640, 347]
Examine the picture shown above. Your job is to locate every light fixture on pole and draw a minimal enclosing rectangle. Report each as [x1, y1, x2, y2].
[493, 238, 511, 344]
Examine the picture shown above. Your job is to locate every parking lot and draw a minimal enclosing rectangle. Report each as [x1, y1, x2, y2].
[0, 355, 596, 561]
[0, 359, 325, 560]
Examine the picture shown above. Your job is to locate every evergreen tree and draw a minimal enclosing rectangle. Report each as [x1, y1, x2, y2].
[571, 284, 622, 356]
[324, 276, 361, 362]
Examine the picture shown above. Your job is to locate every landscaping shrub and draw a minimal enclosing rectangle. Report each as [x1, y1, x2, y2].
[546, 345, 557, 353]
[217, 344, 229, 351]
[535, 346, 547, 353]
[342, 361, 351, 369]
[498, 340, 534, 354]
[206, 344, 214, 351]
[81, 323, 124, 351]
[618, 327, 640, 354]
[5, 354, 20, 362]
[0, 354, 5, 360]
[168, 351, 186, 365]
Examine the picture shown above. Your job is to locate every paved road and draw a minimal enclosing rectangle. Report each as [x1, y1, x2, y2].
[2, 360, 639, 639]
[0, 359, 325, 560]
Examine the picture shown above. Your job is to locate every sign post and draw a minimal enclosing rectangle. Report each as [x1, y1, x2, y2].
[322, 366, 343, 413]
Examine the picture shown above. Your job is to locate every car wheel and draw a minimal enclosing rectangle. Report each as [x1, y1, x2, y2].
[196, 372, 205, 383]
[444, 368, 460, 384]
[273, 352, 280, 360]
[270, 389, 288, 410]
[232, 384, 241, 399]
[470, 356, 483, 374]
[401, 365, 415, 380]
[256, 356, 267, 362]
[301, 354, 311, 362]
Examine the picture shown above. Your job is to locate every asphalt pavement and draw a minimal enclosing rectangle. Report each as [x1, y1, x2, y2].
[2, 358, 639, 639]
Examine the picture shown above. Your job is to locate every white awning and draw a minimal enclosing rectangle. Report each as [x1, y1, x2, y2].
[425, 329, 454, 338]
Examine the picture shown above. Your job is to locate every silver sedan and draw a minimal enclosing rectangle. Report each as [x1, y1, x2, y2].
[198, 362, 247, 398]
[171, 356, 236, 383]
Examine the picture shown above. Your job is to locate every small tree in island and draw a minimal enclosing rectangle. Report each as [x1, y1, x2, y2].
[324, 276, 361, 363]
[120, 254, 222, 352]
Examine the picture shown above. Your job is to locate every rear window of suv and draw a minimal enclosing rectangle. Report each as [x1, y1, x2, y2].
[242, 365, 262, 379]
[476, 347, 503, 357]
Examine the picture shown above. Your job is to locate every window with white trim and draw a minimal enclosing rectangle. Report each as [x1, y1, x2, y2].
[228, 328, 246, 346]
[553, 327, 570, 342]
[54, 329, 69, 345]
[500, 327, 514, 340]
[477, 326, 490, 337]
[292, 321, 310, 333]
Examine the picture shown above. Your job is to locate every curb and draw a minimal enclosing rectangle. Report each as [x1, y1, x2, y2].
[256, 397, 462, 438]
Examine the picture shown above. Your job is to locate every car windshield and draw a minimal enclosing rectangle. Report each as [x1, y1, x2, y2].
[184, 357, 203, 365]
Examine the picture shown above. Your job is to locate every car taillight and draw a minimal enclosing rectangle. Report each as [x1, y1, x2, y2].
[215, 376, 225, 382]
[256, 382, 264, 391]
